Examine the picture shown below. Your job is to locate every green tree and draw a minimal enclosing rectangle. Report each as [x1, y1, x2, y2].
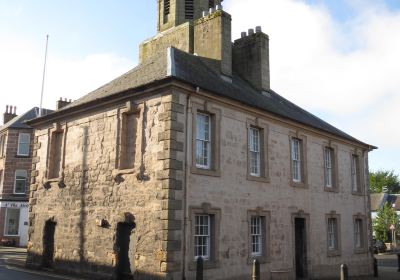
[373, 202, 400, 242]
[370, 170, 400, 193]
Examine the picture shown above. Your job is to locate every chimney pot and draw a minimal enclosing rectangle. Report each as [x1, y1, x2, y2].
[256, 26, 262, 33]
[216, 4, 223, 10]
[5, 105, 8, 113]
[202, 11, 208, 17]
[14, 106, 16, 114]
[209, 7, 215, 14]
[248, 28, 254, 35]
[241, 32, 247, 38]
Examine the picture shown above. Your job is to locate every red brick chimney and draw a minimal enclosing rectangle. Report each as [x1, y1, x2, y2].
[3, 105, 17, 124]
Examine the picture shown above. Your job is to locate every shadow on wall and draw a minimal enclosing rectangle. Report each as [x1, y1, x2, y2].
[26, 252, 166, 280]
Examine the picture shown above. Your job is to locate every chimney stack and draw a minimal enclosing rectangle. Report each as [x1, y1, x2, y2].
[233, 26, 270, 91]
[3, 105, 17, 124]
[194, 9, 232, 76]
[56, 97, 72, 110]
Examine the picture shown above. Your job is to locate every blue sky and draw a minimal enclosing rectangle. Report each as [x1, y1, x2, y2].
[0, 0, 399, 176]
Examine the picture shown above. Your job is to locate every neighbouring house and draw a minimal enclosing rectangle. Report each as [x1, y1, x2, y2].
[26, 1, 376, 279]
[370, 193, 400, 240]
[0, 106, 53, 247]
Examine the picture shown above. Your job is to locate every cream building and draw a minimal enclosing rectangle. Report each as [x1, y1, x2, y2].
[26, 1, 376, 279]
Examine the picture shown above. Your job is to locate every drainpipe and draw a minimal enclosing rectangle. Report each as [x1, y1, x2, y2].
[182, 91, 192, 280]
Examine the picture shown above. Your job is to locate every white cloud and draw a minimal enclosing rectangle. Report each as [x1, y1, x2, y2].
[0, 36, 133, 116]
[225, 0, 400, 172]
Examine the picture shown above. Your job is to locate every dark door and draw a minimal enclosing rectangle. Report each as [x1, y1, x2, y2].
[295, 218, 307, 279]
[116, 222, 135, 280]
[42, 220, 56, 268]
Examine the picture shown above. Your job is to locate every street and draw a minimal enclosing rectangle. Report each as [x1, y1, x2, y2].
[0, 247, 79, 280]
[0, 246, 399, 279]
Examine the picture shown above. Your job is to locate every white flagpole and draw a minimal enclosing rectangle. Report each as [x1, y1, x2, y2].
[39, 35, 49, 117]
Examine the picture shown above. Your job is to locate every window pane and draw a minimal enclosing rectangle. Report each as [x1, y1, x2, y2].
[194, 214, 210, 259]
[18, 133, 30, 155]
[355, 219, 362, 248]
[251, 216, 263, 256]
[291, 139, 302, 182]
[196, 114, 211, 168]
[328, 218, 337, 250]
[324, 148, 333, 187]
[351, 155, 358, 192]
[5, 208, 20, 235]
[249, 128, 261, 176]
[15, 170, 27, 193]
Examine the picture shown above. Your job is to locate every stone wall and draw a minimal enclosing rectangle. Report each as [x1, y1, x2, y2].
[178, 94, 372, 280]
[27, 91, 183, 279]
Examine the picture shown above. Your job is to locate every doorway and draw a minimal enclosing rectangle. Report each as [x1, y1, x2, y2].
[42, 220, 56, 268]
[294, 218, 307, 279]
[115, 222, 135, 280]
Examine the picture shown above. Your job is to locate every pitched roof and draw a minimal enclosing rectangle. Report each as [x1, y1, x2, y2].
[370, 193, 387, 211]
[38, 47, 372, 147]
[370, 193, 400, 211]
[0, 107, 53, 132]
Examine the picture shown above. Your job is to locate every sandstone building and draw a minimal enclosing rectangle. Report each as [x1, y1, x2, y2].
[26, 1, 376, 279]
[0, 106, 52, 246]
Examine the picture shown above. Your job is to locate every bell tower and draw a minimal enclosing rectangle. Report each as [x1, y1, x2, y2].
[157, 0, 223, 32]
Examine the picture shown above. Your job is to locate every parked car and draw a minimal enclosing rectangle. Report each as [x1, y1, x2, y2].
[373, 239, 387, 254]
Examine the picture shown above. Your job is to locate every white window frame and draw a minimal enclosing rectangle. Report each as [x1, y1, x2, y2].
[354, 218, 363, 249]
[291, 138, 302, 182]
[0, 134, 5, 157]
[351, 155, 359, 192]
[0, 169, 4, 190]
[17, 133, 30, 156]
[249, 127, 261, 177]
[324, 147, 333, 188]
[194, 214, 210, 260]
[195, 113, 211, 169]
[327, 218, 337, 251]
[4, 208, 20, 236]
[250, 216, 263, 256]
[14, 169, 27, 194]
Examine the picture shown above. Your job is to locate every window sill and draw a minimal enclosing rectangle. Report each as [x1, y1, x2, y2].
[246, 174, 270, 183]
[351, 191, 364, 196]
[112, 168, 135, 177]
[324, 186, 339, 193]
[191, 166, 220, 177]
[43, 177, 65, 189]
[354, 248, 367, 254]
[247, 256, 270, 264]
[327, 250, 341, 257]
[189, 259, 219, 271]
[290, 181, 308, 189]
[15, 155, 30, 159]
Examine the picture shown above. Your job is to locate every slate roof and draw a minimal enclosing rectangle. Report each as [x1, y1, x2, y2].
[39, 47, 372, 147]
[370, 193, 400, 211]
[0, 107, 53, 132]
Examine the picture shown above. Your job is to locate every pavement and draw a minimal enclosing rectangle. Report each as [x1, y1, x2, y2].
[0, 246, 399, 279]
[0, 246, 82, 280]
